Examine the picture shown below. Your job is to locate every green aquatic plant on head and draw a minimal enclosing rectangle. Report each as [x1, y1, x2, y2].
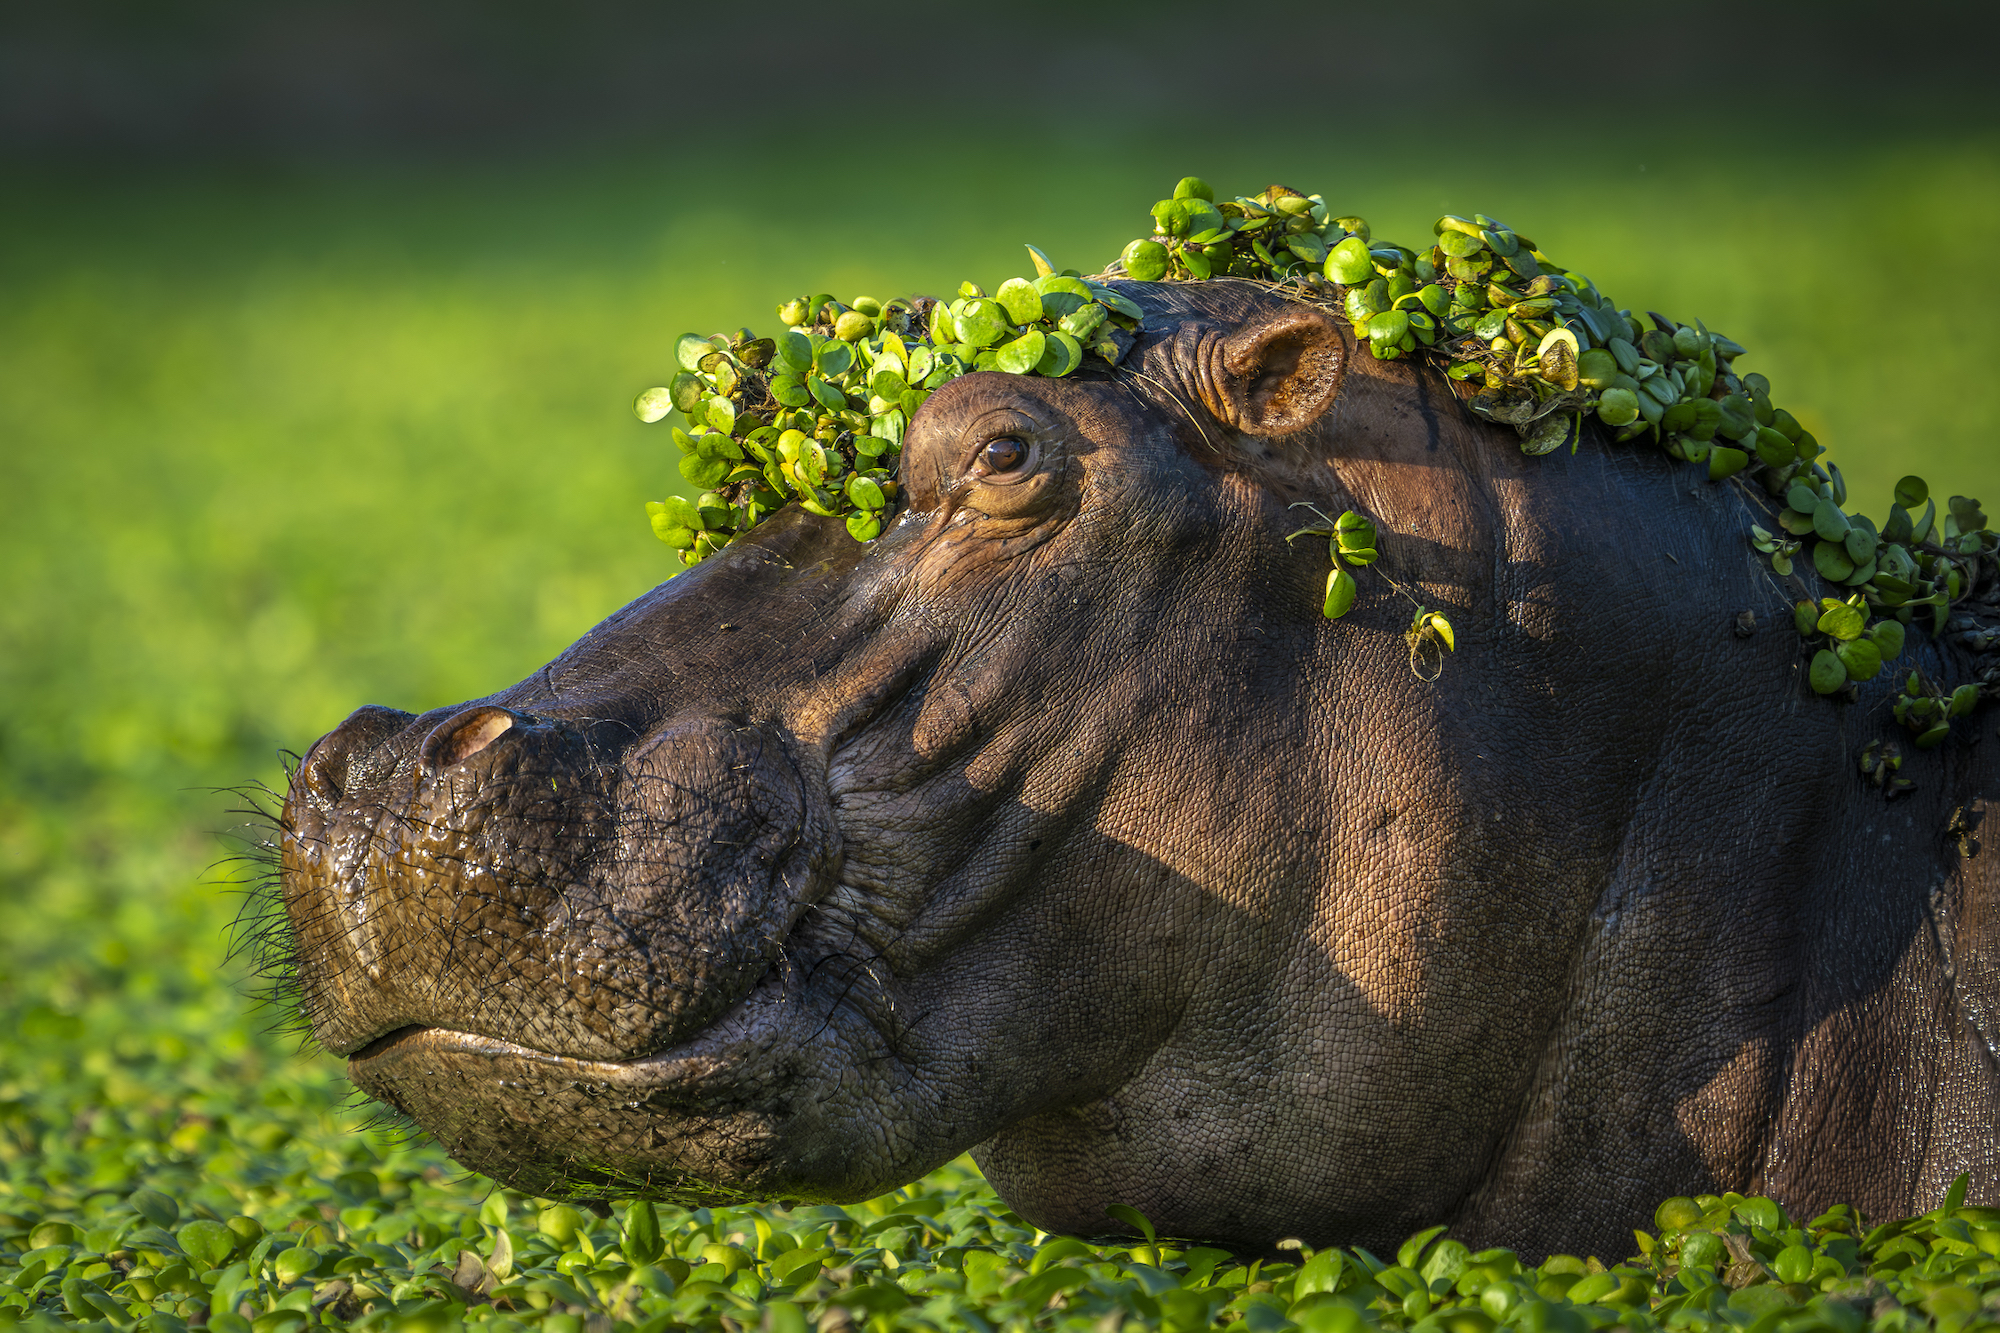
[634, 176, 1998, 733]
[634, 262, 1142, 562]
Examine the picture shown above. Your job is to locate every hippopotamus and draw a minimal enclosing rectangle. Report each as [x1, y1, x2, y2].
[279, 278, 2000, 1260]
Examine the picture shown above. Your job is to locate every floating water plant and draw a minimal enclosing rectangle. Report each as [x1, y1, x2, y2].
[634, 177, 1996, 728]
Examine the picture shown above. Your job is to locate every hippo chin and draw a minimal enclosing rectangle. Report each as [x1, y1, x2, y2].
[279, 280, 2000, 1257]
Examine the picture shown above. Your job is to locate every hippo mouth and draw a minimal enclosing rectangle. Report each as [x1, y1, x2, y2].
[339, 955, 842, 1203]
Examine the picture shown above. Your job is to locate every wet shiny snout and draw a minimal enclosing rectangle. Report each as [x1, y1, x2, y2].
[296, 704, 415, 806]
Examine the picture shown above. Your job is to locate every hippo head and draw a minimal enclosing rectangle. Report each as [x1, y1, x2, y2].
[277, 277, 2000, 1254]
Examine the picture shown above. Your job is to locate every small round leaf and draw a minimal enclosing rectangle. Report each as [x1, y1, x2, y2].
[954, 298, 1011, 349]
[1323, 567, 1357, 619]
[177, 1219, 236, 1271]
[1121, 240, 1170, 283]
[846, 476, 886, 511]
[994, 330, 1046, 375]
[1808, 650, 1848, 695]
[633, 388, 673, 424]
[995, 278, 1043, 325]
[1835, 637, 1883, 681]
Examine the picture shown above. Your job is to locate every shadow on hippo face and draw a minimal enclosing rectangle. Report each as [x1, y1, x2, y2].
[274, 280, 2000, 1257]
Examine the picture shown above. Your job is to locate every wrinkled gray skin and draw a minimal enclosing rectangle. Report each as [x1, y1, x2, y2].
[281, 281, 2000, 1259]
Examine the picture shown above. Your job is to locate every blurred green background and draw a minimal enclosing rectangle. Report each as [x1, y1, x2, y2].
[2, 1, 1999, 1199]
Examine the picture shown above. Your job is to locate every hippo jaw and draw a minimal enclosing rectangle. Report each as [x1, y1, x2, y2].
[280, 654, 882, 1199]
[337, 956, 898, 1204]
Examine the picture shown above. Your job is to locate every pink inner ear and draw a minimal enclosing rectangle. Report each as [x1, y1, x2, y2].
[440, 708, 515, 765]
[1221, 307, 1344, 436]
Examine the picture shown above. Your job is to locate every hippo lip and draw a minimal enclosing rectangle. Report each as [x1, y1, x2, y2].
[348, 1023, 720, 1082]
[345, 1017, 745, 1115]
[342, 988, 818, 1201]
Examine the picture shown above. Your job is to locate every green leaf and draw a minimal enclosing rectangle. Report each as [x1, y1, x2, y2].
[809, 376, 848, 412]
[777, 329, 813, 374]
[1753, 426, 1794, 468]
[1707, 446, 1749, 481]
[1869, 619, 1907, 661]
[704, 396, 737, 434]
[815, 339, 854, 377]
[1813, 540, 1857, 583]
[1335, 512, 1377, 558]
[623, 1201, 663, 1266]
[675, 333, 716, 371]
[668, 371, 706, 413]
[1895, 475, 1929, 509]
[1035, 273, 1095, 300]
[680, 454, 730, 488]
[1323, 567, 1358, 619]
[1950, 685, 1980, 718]
[1816, 603, 1866, 641]
[177, 1220, 235, 1271]
[1086, 284, 1146, 319]
[1121, 239, 1169, 282]
[1367, 309, 1411, 352]
[1845, 524, 1880, 565]
[1596, 389, 1640, 427]
[954, 298, 1011, 348]
[1835, 637, 1882, 681]
[1396, 1225, 1448, 1271]
[994, 277, 1043, 325]
[1060, 303, 1108, 342]
[1326, 235, 1373, 285]
[1037, 331, 1083, 377]
[1809, 649, 1848, 694]
[1296, 1249, 1346, 1297]
[770, 373, 811, 408]
[655, 495, 702, 531]
[1104, 1204, 1156, 1244]
[846, 476, 887, 511]
[1912, 498, 1938, 545]
[130, 1189, 179, 1230]
[994, 330, 1046, 375]
[796, 441, 827, 487]
[633, 387, 673, 423]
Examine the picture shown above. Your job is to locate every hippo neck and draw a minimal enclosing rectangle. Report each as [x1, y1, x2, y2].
[1388, 399, 2000, 1251]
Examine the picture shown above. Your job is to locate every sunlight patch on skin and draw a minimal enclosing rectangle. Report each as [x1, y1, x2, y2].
[1675, 1036, 1777, 1184]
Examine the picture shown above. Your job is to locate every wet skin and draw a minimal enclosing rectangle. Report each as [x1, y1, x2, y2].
[282, 282, 2000, 1257]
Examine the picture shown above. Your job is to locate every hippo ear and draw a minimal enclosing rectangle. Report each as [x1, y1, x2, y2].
[1214, 304, 1345, 436]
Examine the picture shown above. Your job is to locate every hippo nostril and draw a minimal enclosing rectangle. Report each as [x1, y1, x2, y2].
[297, 704, 416, 805]
[421, 706, 519, 772]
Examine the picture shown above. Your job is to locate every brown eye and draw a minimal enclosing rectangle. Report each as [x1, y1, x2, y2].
[982, 437, 1027, 472]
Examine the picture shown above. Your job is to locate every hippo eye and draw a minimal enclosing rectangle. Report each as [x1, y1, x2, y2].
[958, 412, 1041, 487]
[981, 437, 1028, 473]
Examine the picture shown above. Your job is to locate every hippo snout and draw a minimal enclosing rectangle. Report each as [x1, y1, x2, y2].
[293, 704, 415, 806]
[281, 700, 838, 1070]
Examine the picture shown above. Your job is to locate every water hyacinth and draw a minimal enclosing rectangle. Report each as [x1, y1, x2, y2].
[12, 1144, 2000, 1333]
[633, 177, 1997, 725]
[636, 261, 1141, 566]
